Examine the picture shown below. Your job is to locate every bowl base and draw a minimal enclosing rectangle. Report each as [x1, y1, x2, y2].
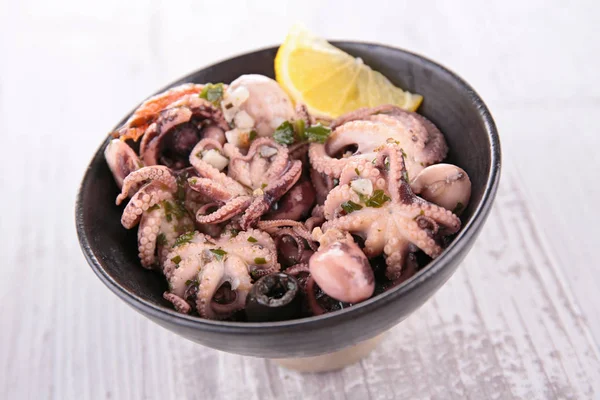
[271, 334, 384, 373]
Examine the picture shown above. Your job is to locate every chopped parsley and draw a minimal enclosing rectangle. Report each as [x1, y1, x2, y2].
[305, 123, 331, 144]
[173, 231, 195, 247]
[249, 130, 257, 141]
[341, 200, 363, 214]
[294, 119, 306, 141]
[199, 83, 224, 105]
[156, 233, 167, 246]
[247, 236, 258, 243]
[365, 190, 391, 208]
[273, 121, 295, 145]
[170, 255, 182, 264]
[210, 248, 227, 260]
[400, 148, 407, 158]
[189, 177, 198, 185]
[185, 279, 198, 287]
[254, 257, 267, 265]
[354, 168, 360, 175]
[147, 203, 160, 212]
[261, 183, 267, 189]
[163, 200, 187, 222]
[229, 228, 240, 237]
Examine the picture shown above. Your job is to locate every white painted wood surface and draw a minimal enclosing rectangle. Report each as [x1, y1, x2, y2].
[2, 0, 599, 398]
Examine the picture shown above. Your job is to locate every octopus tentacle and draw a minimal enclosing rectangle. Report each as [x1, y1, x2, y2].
[285, 263, 310, 276]
[121, 183, 174, 229]
[104, 139, 142, 188]
[116, 165, 176, 205]
[265, 160, 302, 199]
[308, 143, 347, 178]
[257, 219, 317, 251]
[305, 205, 325, 231]
[196, 196, 252, 225]
[163, 292, 191, 314]
[137, 207, 162, 268]
[239, 197, 272, 230]
[188, 178, 234, 202]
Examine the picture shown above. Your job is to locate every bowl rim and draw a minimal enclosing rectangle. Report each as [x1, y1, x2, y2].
[76, 41, 501, 334]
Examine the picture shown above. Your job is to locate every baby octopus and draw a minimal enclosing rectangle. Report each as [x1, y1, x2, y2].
[187, 137, 302, 229]
[316, 142, 462, 281]
[161, 229, 279, 319]
[309, 105, 448, 182]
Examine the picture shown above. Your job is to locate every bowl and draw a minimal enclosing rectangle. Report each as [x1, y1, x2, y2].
[76, 42, 501, 360]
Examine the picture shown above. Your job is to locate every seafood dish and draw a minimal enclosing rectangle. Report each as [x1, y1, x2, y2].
[104, 41, 471, 322]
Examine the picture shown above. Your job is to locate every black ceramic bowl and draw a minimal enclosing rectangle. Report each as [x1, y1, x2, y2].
[76, 42, 501, 359]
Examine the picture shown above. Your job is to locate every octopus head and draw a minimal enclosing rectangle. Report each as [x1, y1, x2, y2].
[221, 74, 295, 141]
[139, 95, 229, 170]
[309, 228, 375, 303]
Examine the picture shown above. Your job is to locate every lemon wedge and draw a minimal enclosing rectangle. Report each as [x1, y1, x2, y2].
[275, 25, 423, 119]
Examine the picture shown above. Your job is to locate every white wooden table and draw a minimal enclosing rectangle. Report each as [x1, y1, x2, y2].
[2, 1, 599, 398]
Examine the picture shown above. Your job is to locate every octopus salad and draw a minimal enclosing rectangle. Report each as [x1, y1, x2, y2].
[105, 74, 471, 322]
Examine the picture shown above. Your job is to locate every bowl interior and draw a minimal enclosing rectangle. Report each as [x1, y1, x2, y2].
[77, 42, 500, 354]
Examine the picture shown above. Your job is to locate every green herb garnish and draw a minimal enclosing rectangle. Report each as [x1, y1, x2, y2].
[341, 200, 363, 214]
[199, 83, 224, 105]
[249, 130, 257, 141]
[402, 169, 409, 182]
[273, 121, 295, 145]
[173, 231, 195, 247]
[163, 200, 186, 222]
[229, 228, 240, 237]
[254, 257, 267, 265]
[305, 123, 331, 144]
[147, 204, 160, 212]
[247, 236, 258, 243]
[261, 183, 267, 189]
[354, 168, 360, 175]
[157, 233, 167, 246]
[185, 279, 198, 287]
[189, 177, 198, 185]
[171, 255, 182, 264]
[210, 248, 227, 260]
[400, 148, 407, 158]
[365, 190, 391, 208]
[294, 119, 306, 141]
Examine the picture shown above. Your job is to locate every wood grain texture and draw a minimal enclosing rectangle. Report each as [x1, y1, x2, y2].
[2, 0, 599, 398]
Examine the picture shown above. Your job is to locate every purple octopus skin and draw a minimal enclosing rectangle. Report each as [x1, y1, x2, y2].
[139, 95, 229, 170]
[264, 178, 316, 221]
